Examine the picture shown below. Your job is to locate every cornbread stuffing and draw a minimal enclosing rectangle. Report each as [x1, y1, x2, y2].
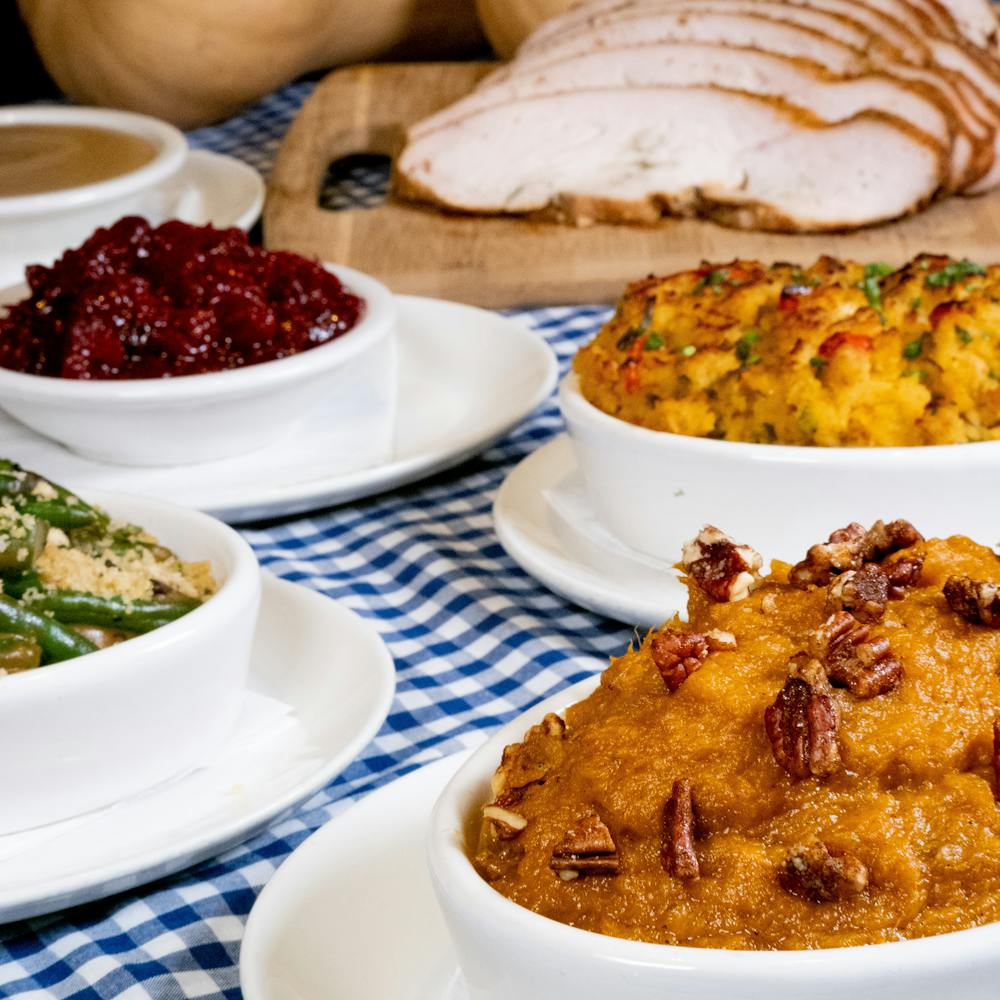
[474, 522, 1000, 949]
[574, 255, 1000, 446]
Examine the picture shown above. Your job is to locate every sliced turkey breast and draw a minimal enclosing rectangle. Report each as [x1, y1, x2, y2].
[395, 87, 945, 231]
[503, 1, 1000, 191]
[930, 0, 1000, 53]
[522, 0, 934, 60]
[412, 44, 957, 188]
[520, 1, 909, 61]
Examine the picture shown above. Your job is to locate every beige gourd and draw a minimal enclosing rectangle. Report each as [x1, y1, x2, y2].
[18, 0, 486, 128]
[474, 0, 574, 57]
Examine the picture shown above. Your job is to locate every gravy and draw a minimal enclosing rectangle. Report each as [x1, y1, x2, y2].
[0, 124, 158, 197]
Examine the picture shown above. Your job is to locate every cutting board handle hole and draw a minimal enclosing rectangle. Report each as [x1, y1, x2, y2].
[319, 153, 392, 212]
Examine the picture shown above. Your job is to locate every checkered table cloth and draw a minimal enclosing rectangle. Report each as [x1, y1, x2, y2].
[0, 83, 630, 998]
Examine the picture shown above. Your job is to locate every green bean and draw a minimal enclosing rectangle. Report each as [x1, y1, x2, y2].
[0, 460, 107, 531]
[0, 595, 97, 662]
[0, 510, 47, 575]
[3, 571, 41, 600]
[0, 633, 41, 672]
[23, 590, 201, 634]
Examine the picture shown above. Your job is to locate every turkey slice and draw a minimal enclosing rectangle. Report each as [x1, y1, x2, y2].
[413, 44, 955, 189]
[395, 86, 946, 230]
[498, 4, 994, 189]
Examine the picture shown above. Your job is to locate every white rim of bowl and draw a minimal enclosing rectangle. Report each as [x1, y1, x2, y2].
[1, 488, 259, 689]
[429, 676, 1000, 980]
[559, 371, 1000, 463]
[0, 106, 188, 218]
[0, 264, 396, 403]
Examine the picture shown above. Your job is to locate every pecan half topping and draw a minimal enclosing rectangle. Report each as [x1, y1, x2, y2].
[651, 629, 737, 692]
[780, 842, 869, 903]
[765, 656, 841, 779]
[651, 630, 708, 691]
[661, 779, 699, 880]
[790, 519, 923, 589]
[884, 554, 924, 598]
[862, 519, 923, 563]
[550, 810, 620, 879]
[944, 575, 1000, 627]
[826, 563, 889, 622]
[680, 525, 763, 602]
[811, 611, 903, 698]
[790, 522, 867, 588]
[482, 804, 528, 839]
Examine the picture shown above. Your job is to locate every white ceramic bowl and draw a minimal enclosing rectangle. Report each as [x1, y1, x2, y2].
[429, 677, 1000, 1000]
[559, 372, 1000, 565]
[0, 264, 397, 466]
[0, 105, 193, 283]
[0, 489, 260, 834]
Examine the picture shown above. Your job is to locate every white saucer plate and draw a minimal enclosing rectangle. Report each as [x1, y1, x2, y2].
[0, 573, 395, 924]
[0, 298, 558, 523]
[241, 751, 473, 1000]
[179, 148, 265, 232]
[494, 434, 687, 627]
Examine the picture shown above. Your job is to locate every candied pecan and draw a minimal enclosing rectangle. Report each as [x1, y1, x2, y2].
[680, 525, 762, 602]
[651, 629, 738, 692]
[861, 519, 923, 563]
[550, 810, 620, 879]
[826, 563, 889, 622]
[884, 554, 924, 598]
[790, 522, 867, 588]
[944, 575, 1000, 627]
[790, 520, 922, 589]
[661, 779, 700, 879]
[811, 611, 903, 698]
[765, 656, 841, 779]
[482, 803, 528, 839]
[651, 630, 709, 691]
[780, 842, 868, 903]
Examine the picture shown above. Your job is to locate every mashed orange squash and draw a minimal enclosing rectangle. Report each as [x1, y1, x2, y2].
[473, 523, 1000, 949]
[573, 255, 1000, 446]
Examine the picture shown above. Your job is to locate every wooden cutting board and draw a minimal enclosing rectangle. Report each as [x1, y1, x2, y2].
[265, 61, 1000, 307]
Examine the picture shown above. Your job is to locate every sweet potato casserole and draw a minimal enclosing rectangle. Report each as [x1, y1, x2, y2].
[573, 255, 1000, 446]
[473, 521, 1000, 949]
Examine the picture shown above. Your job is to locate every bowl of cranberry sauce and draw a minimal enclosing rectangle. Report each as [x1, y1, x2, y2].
[0, 217, 397, 466]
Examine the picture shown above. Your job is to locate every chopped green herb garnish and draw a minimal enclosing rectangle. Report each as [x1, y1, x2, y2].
[692, 268, 730, 295]
[673, 488, 685, 497]
[735, 329, 761, 363]
[615, 297, 655, 350]
[856, 262, 893, 323]
[904, 369, 929, 381]
[925, 259, 986, 288]
[910, 297, 922, 311]
[957, 326, 973, 345]
[809, 356, 828, 374]
[678, 344, 696, 358]
[643, 332, 665, 351]
[902, 337, 924, 360]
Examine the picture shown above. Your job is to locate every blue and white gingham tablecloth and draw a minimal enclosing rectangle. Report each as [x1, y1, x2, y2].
[0, 82, 630, 998]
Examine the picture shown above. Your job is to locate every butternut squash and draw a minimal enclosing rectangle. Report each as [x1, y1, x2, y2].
[18, 0, 485, 128]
